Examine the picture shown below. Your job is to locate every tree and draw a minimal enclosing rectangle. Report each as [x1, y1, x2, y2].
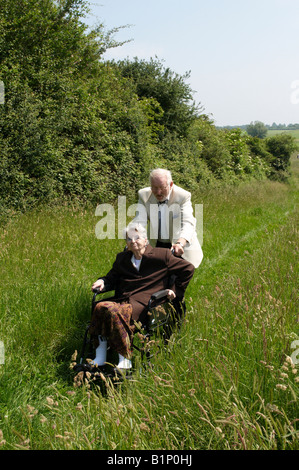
[0, 0, 142, 208]
[116, 57, 203, 139]
[266, 133, 297, 178]
[246, 121, 268, 139]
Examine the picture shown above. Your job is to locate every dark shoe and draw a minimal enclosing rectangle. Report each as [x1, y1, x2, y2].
[73, 362, 106, 374]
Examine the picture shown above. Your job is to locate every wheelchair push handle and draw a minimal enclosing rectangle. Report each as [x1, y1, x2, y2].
[148, 289, 169, 309]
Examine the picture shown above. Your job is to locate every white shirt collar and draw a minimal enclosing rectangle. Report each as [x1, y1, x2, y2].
[131, 254, 142, 271]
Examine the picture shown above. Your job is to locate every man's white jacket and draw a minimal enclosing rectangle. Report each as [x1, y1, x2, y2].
[133, 184, 203, 268]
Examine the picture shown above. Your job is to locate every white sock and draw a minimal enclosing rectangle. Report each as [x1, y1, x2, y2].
[93, 336, 107, 366]
[117, 354, 132, 369]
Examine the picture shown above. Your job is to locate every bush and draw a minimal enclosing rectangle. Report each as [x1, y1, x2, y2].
[265, 134, 298, 179]
[116, 57, 202, 139]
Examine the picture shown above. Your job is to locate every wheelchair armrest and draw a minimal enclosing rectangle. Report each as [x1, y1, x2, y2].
[148, 289, 169, 309]
[92, 288, 103, 305]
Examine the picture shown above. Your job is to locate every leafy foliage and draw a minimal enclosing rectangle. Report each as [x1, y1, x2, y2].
[265, 133, 297, 179]
[246, 121, 268, 139]
[0, 0, 297, 215]
[116, 57, 201, 139]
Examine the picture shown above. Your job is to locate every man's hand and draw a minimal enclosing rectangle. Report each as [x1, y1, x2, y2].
[171, 238, 186, 257]
[91, 279, 105, 292]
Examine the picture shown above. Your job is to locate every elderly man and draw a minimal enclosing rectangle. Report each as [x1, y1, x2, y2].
[133, 168, 203, 268]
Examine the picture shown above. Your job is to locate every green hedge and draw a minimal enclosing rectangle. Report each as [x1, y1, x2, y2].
[0, 0, 297, 217]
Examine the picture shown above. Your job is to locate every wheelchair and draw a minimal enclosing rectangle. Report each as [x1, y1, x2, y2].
[72, 275, 186, 385]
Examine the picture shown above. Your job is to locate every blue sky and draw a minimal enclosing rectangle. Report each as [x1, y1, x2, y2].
[84, 0, 299, 126]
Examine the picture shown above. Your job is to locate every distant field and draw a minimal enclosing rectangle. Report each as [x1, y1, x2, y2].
[267, 129, 299, 143]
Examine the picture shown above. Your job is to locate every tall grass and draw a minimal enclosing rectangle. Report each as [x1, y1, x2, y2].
[0, 158, 298, 450]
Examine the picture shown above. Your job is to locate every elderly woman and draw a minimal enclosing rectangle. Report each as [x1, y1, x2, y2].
[87, 222, 194, 373]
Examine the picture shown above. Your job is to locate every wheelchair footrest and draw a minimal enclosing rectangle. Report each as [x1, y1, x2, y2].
[72, 361, 133, 385]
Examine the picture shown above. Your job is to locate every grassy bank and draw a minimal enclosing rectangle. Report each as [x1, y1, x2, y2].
[0, 157, 298, 450]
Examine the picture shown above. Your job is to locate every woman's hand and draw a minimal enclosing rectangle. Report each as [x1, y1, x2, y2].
[92, 279, 105, 292]
[166, 289, 176, 301]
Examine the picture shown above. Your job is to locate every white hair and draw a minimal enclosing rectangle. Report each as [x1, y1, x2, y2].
[149, 168, 172, 185]
[125, 222, 148, 240]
